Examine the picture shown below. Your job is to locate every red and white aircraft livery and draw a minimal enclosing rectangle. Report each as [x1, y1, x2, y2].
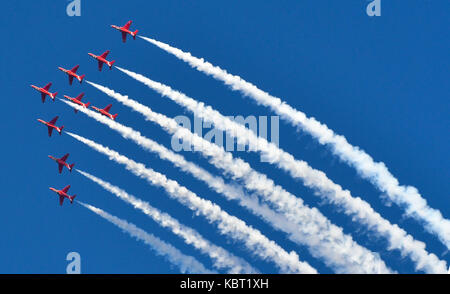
[30, 82, 58, 103]
[64, 93, 91, 113]
[88, 50, 116, 71]
[58, 64, 85, 85]
[48, 153, 75, 174]
[111, 20, 138, 43]
[91, 104, 118, 120]
[37, 116, 64, 137]
[49, 185, 76, 206]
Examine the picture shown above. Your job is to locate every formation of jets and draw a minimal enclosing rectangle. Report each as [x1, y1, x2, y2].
[31, 21, 139, 206]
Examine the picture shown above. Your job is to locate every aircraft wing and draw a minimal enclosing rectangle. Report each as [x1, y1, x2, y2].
[49, 116, 59, 125]
[69, 75, 74, 85]
[59, 195, 64, 206]
[100, 50, 110, 59]
[98, 60, 104, 71]
[58, 163, 64, 174]
[103, 104, 113, 113]
[70, 65, 80, 73]
[61, 153, 69, 162]
[48, 126, 53, 137]
[122, 32, 127, 43]
[75, 93, 84, 101]
[41, 93, 46, 103]
[123, 21, 132, 30]
[43, 82, 52, 90]
[62, 185, 71, 193]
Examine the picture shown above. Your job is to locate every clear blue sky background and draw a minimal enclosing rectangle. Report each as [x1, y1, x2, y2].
[0, 1, 448, 273]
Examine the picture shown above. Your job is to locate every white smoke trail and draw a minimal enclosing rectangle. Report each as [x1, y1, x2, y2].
[112, 69, 448, 274]
[86, 82, 399, 274]
[77, 169, 257, 274]
[139, 36, 450, 249]
[77, 201, 214, 274]
[67, 131, 317, 274]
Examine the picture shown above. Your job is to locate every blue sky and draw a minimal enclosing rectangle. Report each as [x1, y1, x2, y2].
[0, 1, 448, 273]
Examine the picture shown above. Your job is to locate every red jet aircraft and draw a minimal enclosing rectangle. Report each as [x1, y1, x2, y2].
[49, 185, 76, 206]
[30, 82, 58, 103]
[37, 116, 64, 137]
[58, 65, 85, 85]
[88, 50, 116, 71]
[48, 153, 75, 174]
[111, 20, 138, 43]
[64, 93, 91, 113]
[91, 104, 118, 120]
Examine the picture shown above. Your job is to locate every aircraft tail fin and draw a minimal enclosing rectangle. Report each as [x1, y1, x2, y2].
[79, 74, 85, 83]
[59, 126, 64, 135]
[51, 92, 58, 99]
[69, 164, 75, 172]
[109, 60, 116, 69]
[133, 30, 138, 39]
[112, 114, 118, 120]
[85, 102, 91, 108]
[69, 195, 76, 204]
